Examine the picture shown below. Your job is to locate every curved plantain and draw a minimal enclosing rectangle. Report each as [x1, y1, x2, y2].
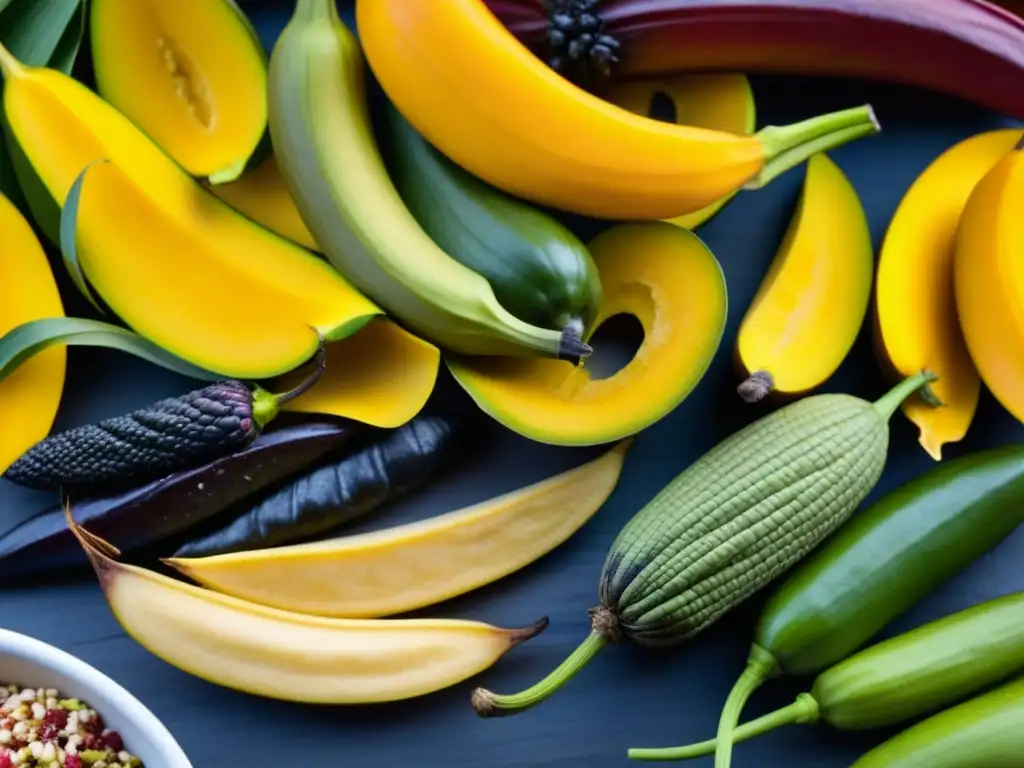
[267, 0, 590, 362]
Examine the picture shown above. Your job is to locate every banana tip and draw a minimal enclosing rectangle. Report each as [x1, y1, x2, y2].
[509, 616, 550, 648]
[865, 104, 881, 133]
[470, 687, 498, 717]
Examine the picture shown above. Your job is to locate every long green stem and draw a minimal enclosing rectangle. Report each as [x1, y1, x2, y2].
[628, 693, 820, 762]
[470, 629, 608, 717]
[747, 105, 880, 190]
[873, 370, 939, 420]
[712, 644, 780, 768]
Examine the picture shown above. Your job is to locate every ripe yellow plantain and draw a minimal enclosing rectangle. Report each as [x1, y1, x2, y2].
[355, 0, 880, 221]
[66, 507, 546, 704]
[165, 439, 632, 618]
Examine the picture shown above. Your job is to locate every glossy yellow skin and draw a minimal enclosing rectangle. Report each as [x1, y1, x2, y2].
[602, 73, 757, 230]
[210, 152, 319, 251]
[737, 153, 873, 397]
[876, 129, 1020, 459]
[91, 0, 267, 182]
[166, 440, 631, 618]
[0, 194, 66, 476]
[71, 516, 543, 705]
[448, 222, 727, 446]
[356, 0, 767, 221]
[0, 44, 386, 380]
[955, 143, 1024, 425]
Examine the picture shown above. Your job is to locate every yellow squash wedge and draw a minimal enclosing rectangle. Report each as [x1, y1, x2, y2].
[447, 222, 727, 446]
[166, 439, 632, 618]
[603, 73, 756, 230]
[209, 152, 318, 251]
[735, 153, 873, 402]
[0, 193, 66, 475]
[0, 42, 389, 381]
[90, 0, 268, 184]
[275, 317, 440, 428]
[954, 136, 1024, 424]
[875, 129, 1020, 459]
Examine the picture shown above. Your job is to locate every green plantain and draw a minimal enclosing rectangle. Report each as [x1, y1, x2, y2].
[266, 0, 591, 362]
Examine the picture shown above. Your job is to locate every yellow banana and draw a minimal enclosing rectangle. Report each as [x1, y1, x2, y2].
[165, 439, 632, 618]
[268, 0, 589, 362]
[355, 0, 880, 221]
[67, 507, 546, 704]
[954, 134, 1024, 425]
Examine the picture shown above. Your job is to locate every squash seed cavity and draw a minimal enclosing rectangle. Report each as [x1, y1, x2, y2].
[157, 36, 215, 131]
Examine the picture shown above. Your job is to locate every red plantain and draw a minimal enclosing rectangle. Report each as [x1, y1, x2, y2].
[486, 0, 1024, 119]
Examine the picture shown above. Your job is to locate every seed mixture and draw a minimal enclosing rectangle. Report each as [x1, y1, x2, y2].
[0, 684, 142, 767]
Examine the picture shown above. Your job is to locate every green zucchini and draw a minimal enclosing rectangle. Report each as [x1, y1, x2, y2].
[469, 372, 936, 719]
[628, 589, 1024, 761]
[851, 674, 1024, 767]
[385, 104, 603, 345]
[688, 443, 1024, 768]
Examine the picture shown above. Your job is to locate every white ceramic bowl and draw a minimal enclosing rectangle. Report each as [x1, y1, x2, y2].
[0, 628, 192, 767]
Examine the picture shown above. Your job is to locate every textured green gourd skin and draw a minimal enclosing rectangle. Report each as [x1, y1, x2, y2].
[385, 105, 603, 336]
[599, 393, 888, 646]
[851, 674, 1024, 768]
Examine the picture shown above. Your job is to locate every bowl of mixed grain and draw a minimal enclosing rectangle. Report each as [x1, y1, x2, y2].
[0, 629, 192, 768]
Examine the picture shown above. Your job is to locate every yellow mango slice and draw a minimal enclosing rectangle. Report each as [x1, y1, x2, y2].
[954, 139, 1024, 424]
[276, 317, 440, 428]
[90, 0, 268, 183]
[0, 44, 384, 380]
[166, 439, 631, 618]
[603, 73, 756, 230]
[0, 193, 66, 475]
[447, 222, 727, 446]
[209, 153, 319, 251]
[876, 129, 1020, 459]
[735, 153, 873, 402]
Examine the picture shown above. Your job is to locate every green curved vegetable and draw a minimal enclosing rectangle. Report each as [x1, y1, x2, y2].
[851, 674, 1024, 767]
[694, 443, 1024, 768]
[0, 317, 219, 385]
[385, 104, 603, 343]
[469, 373, 935, 719]
[629, 589, 1024, 761]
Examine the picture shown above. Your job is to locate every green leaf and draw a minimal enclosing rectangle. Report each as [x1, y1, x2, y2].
[0, 317, 222, 387]
[60, 158, 108, 313]
[47, 0, 85, 75]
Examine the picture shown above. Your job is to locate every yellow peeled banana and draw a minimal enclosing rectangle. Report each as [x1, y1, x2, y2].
[67, 507, 547, 704]
[355, 0, 880, 221]
[267, 0, 590, 362]
[165, 439, 632, 618]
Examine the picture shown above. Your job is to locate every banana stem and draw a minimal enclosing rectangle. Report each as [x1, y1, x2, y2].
[628, 693, 821, 762]
[251, 336, 327, 427]
[873, 370, 939, 420]
[0, 41, 25, 78]
[747, 105, 880, 190]
[471, 629, 608, 717]
[713, 644, 780, 768]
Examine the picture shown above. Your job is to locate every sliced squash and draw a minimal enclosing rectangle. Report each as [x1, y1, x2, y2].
[447, 222, 727, 446]
[0, 42, 384, 380]
[603, 73, 756, 230]
[210, 152, 318, 251]
[90, 0, 268, 183]
[276, 317, 441, 428]
[0, 192, 66, 475]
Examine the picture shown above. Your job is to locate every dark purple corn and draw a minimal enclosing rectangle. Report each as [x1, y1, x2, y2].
[3, 344, 327, 494]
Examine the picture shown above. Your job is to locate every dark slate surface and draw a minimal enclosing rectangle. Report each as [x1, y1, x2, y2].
[2, 2, 1023, 766]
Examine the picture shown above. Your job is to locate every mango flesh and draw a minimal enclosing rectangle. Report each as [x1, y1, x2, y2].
[954, 145, 1024, 425]
[603, 73, 756, 230]
[0, 192, 66, 475]
[210, 153, 319, 251]
[0, 49, 384, 380]
[736, 153, 873, 397]
[875, 129, 1019, 459]
[90, 0, 268, 182]
[447, 222, 727, 446]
